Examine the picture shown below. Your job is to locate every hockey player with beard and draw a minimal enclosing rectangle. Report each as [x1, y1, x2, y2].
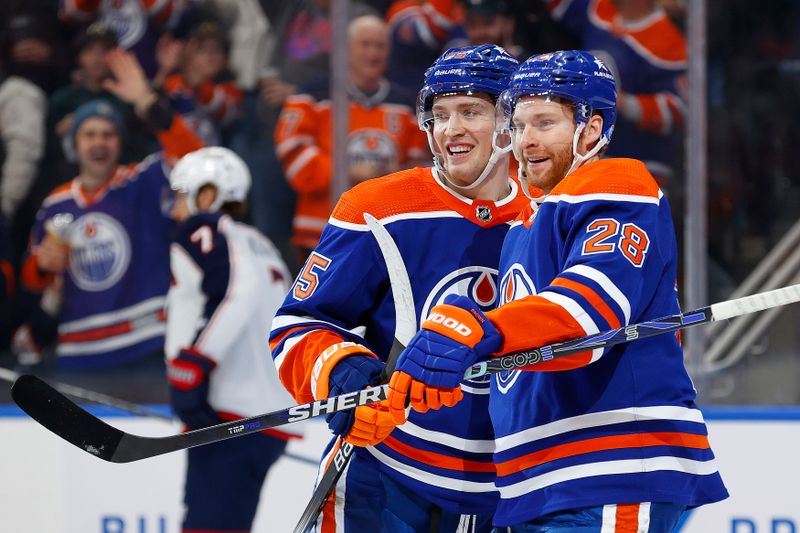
[387, 50, 728, 531]
[269, 44, 527, 532]
[166, 146, 300, 533]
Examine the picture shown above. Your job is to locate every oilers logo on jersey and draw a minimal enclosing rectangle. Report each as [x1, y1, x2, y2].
[347, 129, 400, 169]
[422, 266, 499, 393]
[67, 212, 132, 292]
[497, 263, 537, 393]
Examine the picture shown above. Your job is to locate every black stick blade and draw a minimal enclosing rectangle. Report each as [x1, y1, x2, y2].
[11, 374, 125, 462]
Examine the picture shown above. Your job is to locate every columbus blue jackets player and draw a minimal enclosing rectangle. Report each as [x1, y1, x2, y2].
[387, 51, 729, 531]
[166, 147, 300, 533]
[269, 45, 527, 532]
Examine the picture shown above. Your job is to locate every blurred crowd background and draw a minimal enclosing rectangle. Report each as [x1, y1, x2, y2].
[0, 0, 798, 406]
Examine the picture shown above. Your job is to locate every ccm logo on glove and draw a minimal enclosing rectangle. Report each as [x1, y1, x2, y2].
[427, 312, 472, 337]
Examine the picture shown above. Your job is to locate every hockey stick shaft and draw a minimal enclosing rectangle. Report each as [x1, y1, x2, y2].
[292, 213, 417, 533]
[12, 284, 800, 463]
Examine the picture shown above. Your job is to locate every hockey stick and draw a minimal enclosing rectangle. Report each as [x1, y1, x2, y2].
[11, 284, 800, 463]
[292, 213, 417, 533]
[0, 366, 171, 420]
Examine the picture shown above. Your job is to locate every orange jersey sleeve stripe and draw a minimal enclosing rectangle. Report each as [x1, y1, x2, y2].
[381, 436, 496, 473]
[616, 503, 641, 531]
[20, 255, 53, 292]
[495, 431, 711, 476]
[488, 294, 588, 360]
[550, 277, 621, 330]
[156, 114, 204, 164]
[275, 328, 348, 404]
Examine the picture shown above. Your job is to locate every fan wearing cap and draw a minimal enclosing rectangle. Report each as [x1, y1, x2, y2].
[20, 49, 203, 369]
[387, 50, 729, 530]
[165, 147, 299, 533]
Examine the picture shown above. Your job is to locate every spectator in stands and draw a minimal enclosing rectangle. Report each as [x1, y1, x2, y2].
[274, 14, 428, 264]
[461, 0, 524, 57]
[546, 0, 687, 186]
[19, 49, 202, 371]
[49, 23, 155, 166]
[160, 21, 242, 146]
[385, 0, 466, 91]
[2, 9, 67, 96]
[0, 53, 46, 227]
[59, 0, 192, 79]
[253, 1, 376, 271]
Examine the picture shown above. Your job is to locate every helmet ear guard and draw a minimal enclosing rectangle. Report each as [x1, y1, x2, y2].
[170, 147, 252, 215]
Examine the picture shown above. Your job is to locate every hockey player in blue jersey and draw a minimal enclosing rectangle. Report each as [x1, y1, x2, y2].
[166, 147, 300, 533]
[387, 50, 729, 532]
[269, 44, 527, 532]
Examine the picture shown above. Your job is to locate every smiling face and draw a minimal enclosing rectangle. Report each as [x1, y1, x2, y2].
[348, 16, 389, 89]
[75, 117, 121, 184]
[430, 93, 497, 187]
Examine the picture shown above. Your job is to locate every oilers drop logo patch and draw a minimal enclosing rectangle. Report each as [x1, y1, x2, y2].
[496, 263, 537, 393]
[422, 267, 499, 395]
[67, 212, 132, 292]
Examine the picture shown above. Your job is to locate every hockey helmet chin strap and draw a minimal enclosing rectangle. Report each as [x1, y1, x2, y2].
[512, 122, 608, 204]
[426, 128, 513, 193]
[567, 122, 608, 177]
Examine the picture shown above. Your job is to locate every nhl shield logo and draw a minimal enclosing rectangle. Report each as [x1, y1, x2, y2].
[475, 205, 492, 222]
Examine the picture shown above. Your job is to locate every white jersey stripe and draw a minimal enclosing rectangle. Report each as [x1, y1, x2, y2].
[57, 322, 165, 356]
[59, 295, 166, 332]
[495, 405, 706, 452]
[563, 264, 632, 324]
[328, 210, 463, 232]
[366, 446, 497, 493]
[273, 329, 314, 373]
[538, 290, 604, 362]
[543, 192, 660, 206]
[601, 504, 617, 533]
[638, 502, 651, 533]
[395, 421, 495, 454]
[499, 456, 720, 499]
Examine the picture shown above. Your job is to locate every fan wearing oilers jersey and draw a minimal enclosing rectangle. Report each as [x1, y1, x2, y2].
[166, 147, 300, 533]
[387, 50, 729, 532]
[269, 44, 527, 532]
[20, 49, 203, 369]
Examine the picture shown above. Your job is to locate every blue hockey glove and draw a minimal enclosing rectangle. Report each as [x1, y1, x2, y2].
[388, 296, 501, 423]
[310, 342, 385, 438]
[167, 349, 219, 430]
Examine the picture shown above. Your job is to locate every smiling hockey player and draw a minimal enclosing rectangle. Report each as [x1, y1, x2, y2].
[387, 50, 729, 532]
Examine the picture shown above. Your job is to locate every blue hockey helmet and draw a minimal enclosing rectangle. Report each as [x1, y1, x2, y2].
[417, 44, 519, 132]
[497, 50, 617, 145]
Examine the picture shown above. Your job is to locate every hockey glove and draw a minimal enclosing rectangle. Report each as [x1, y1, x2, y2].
[387, 296, 502, 424]
[312, 342, 397, 446]
[167, 349, 219, 430]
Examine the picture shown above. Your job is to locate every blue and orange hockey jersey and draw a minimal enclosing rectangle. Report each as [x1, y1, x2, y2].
[22, 115, 203, 369]
[547, 0, 687, 181]
[274, 78, 428, 250]
[270, 166, 528, 516]
[484, 158, 728, 525]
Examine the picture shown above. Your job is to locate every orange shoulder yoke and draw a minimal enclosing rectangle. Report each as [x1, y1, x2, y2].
[332, 168, 447, 224]
[554, 158, 660, 198]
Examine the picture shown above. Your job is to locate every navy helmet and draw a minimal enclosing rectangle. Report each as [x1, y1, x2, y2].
[417, 44, 519, 132]
[497, 50, 617, 145]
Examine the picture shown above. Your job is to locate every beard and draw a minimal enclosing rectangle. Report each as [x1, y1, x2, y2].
[522, 141, 573, 194]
